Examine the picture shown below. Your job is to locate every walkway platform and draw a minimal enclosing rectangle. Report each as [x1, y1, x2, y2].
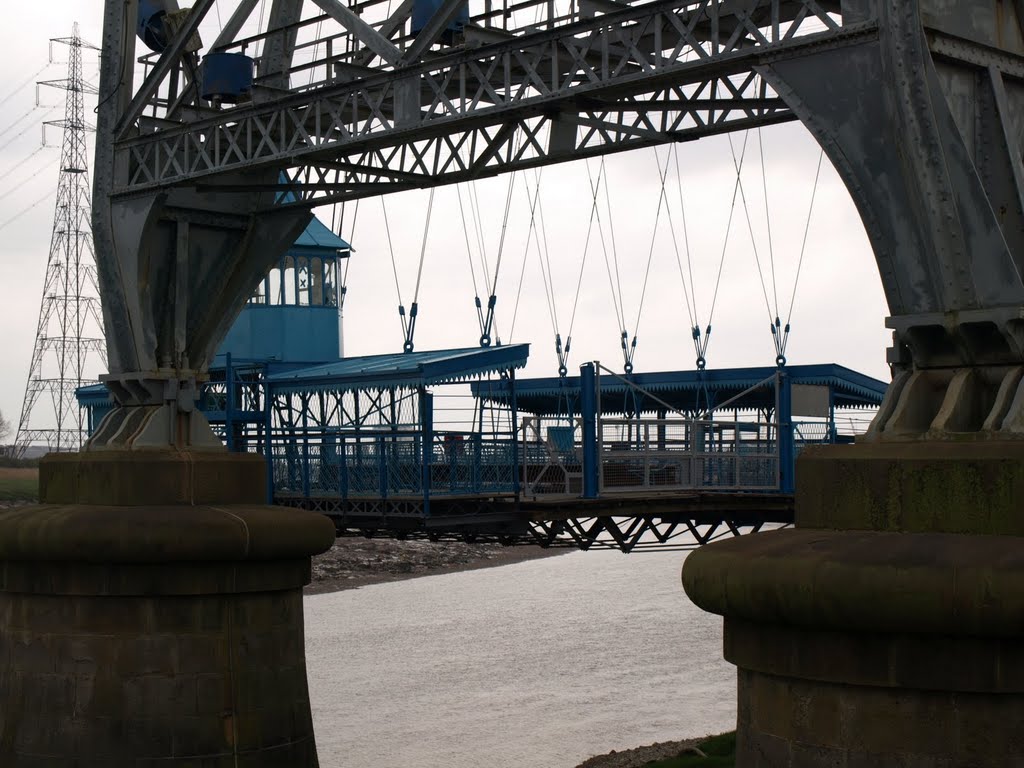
[80, 347, 885, 551]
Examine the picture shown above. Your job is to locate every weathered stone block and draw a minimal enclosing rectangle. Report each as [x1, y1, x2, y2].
[0, 452, 334, 767]
[796, 442, 1024, 536]
[686, 434, 1024, 768]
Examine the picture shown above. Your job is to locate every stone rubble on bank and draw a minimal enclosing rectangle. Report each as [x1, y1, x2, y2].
[308, 536, 567, 593]
[575, 738, 706, 768]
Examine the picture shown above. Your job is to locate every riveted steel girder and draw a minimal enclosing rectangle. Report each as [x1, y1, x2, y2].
[114, 0, 853, 198]
[93, 0, 1024, 446]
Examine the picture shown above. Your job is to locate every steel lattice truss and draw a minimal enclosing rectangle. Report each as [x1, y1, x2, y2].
[15, 26, 106, 457]
[526, 515, 769, 550]
[118, 0, 854, 207]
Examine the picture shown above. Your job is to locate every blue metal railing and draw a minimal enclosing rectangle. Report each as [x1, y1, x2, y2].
[270, 429, 518, 505]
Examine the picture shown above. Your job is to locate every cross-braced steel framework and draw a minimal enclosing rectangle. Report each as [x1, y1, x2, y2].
[117, 0, 846, 205]
[92, 0, 1024, 452]
[15, 24, 106, 457]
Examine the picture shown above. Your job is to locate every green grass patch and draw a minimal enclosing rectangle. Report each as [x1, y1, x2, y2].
[0, 456, 39, 468]
[644, 732, 736, 767]
[0, 468, 39, 502]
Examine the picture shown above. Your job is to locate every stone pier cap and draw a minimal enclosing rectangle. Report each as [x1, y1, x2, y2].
[0, 450, 336, 595]
[682, 527, 1024, 639]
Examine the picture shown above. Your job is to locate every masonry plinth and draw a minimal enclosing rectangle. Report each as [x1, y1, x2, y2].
[682, 442, 1024, 767]
[0, 451, 335, 767]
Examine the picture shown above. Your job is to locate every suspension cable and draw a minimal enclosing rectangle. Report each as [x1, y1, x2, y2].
[413, 188, 434, 304]
[699, 131, 751, 367]
[588, 158, 639, 373]
[729, 132, 775, 325]
[603, 161, 628, 336]
[630, 147, 678, 374]
[381, 196, 403, 313]
[470, 181, 490, 288]
[731, 131, 788, 365]
[381, 195, 417, 352]
[404, 187, 435, 348]
[333, 198, 359, 312]
[507, 224, 531, 343]
[536, 169, 559, 336]
[758, 127, 780, 319]
[471, 172, 517, 347]
[564, 195, 595, 349]
[387, 188, 435, 353]
[585, 159, 627, 340]
[476, 180, 504, 344]
[663, 143, 706, 367]
[456, 184, 483, 301]
[490, 173, 515, 298]
[656, 146, 696, 333]
[673, 142, 699, 330]
[780, 147, 826, 357]
[524, 171, 558, 340]
[533, 168, 574, 376]
[456, 183, 489, 337]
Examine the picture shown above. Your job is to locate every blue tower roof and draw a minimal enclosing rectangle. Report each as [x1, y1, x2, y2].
[293, 214, 351, 253]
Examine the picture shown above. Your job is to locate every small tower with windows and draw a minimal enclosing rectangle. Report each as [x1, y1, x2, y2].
[217, 215, 350, 365]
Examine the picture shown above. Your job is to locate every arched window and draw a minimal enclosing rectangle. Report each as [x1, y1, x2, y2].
[323, 257, 338, 307]
[311, 257, 324, 306]
[297, 256, 311, 306]
[283, 256, 297, 305]
[268, 265, 283, 305]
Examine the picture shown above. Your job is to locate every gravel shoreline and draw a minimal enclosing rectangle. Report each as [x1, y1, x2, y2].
[307, 536, 570, 594]
[574, 737, 713, 768]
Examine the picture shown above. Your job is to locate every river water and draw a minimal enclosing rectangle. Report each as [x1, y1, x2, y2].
[304, 548, 736, 768]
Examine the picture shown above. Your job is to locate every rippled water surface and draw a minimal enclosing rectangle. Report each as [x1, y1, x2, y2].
[304, 549, 735, 768]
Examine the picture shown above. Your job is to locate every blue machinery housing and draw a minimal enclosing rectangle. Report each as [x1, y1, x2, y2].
[78, 215, 888, 548]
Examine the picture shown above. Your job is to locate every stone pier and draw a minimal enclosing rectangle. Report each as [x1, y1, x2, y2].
[683, 442, 1024, 767]
[0, 451, 335, 766]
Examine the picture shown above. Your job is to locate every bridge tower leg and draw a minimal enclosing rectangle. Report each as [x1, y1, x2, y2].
[685, 2, 1024, 765]
[0, 1, 335, 765]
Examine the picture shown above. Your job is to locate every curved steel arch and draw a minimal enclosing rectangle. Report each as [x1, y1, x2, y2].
[92, 0, 1024, 446]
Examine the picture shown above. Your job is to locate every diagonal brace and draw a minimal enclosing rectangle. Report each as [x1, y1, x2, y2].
[310, 0, 403, 66]
[115, 0, 217, 140]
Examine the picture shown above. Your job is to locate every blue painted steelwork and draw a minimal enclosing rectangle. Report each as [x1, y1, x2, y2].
[411, 0, 469, 40]
[580, 363, 598, 499]
[200, 53, 254, 103]
[214, 213, 350, 364]
[78, 209, 351, 448]
[777, 372, 794, 493]
[76, 383, 114, 435]
[265, 346, 529, 512]
[479, 363, 887, 497]
[473, 363, 888, 416]
[217, 305, 341, 364]
[136, 0, 173, 52]
[265, 345, 530, 393]
[75, 192, 878, 514]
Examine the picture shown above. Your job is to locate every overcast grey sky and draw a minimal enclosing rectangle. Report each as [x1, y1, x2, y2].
[0, 3, 891, 435]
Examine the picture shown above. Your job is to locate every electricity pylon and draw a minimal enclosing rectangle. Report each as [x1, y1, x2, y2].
[14, 23, 105, 458]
